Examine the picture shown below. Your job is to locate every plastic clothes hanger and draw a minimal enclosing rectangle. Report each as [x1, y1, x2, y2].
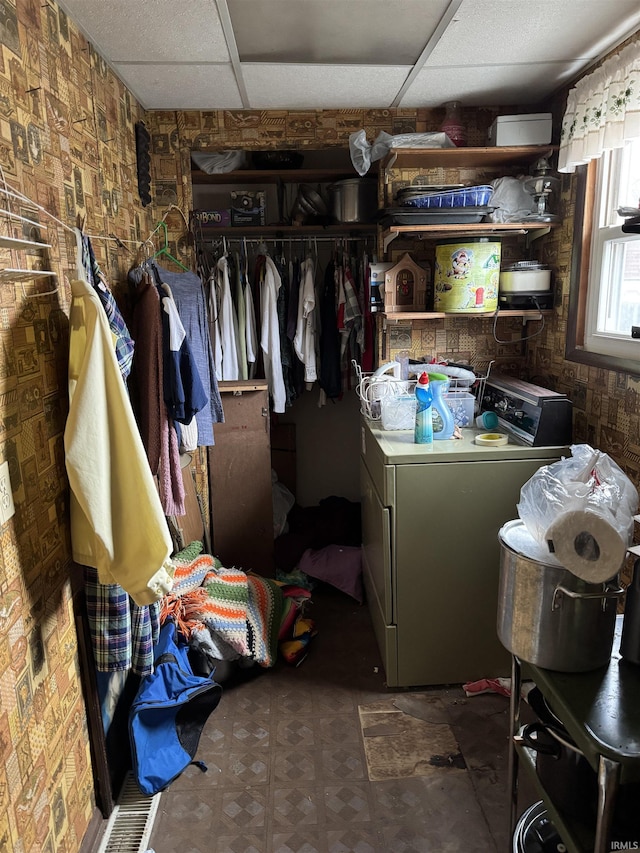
[151, 221, 189, 272]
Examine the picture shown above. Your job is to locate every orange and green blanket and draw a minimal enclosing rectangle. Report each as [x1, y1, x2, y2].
[161, 542, 299, 669]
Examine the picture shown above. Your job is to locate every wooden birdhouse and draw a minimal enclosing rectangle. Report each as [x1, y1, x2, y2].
[384, 253, 427, 312]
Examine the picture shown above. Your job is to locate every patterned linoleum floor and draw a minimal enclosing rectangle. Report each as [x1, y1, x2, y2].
[147, 584, 526, 853]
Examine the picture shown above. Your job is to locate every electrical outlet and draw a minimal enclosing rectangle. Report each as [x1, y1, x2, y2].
[0, 460, 15, 524]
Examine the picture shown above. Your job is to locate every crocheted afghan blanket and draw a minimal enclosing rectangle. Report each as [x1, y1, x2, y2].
[161, 542, 284, 668]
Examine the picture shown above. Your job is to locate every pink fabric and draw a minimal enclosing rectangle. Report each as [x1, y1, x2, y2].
[299, 545, 363, 603]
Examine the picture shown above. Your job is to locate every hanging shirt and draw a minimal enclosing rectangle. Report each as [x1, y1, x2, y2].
[234, 252, 248, 380]
[216, 255, 240, 380]
[65, 278, 174, 606]
[245, 270, 258, 377]
[159, 282, 209, 426]
[150, 262, 224, 445]
[207, 270, 224, 382]
[319, 259, 341, 399]
[340, 261, 364, 391]
[260, 255, 286, 413]
[128, 273, 185, 517]
[293, 257, 318, 385]
[84, 565, 160, 677]
[74, 227, 135, 380]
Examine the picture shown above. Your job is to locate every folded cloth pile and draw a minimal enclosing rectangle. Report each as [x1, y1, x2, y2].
[161, 541, 312, 670]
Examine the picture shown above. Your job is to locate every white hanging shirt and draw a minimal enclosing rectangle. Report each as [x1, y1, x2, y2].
[216, 255, 240, 380]
[208, 271, 223, 381]
[244, 274, 258, 377]
[293, 256, 318, 384]
[261, 256, 286, 413]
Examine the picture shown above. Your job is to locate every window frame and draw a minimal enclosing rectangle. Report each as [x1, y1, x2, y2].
[566, 160, 640, 377]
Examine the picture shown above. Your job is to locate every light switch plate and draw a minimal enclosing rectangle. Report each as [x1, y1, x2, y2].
[0, 460, 15, 523]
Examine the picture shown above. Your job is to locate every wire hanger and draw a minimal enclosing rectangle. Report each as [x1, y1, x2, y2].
[151, 221, 189, 272]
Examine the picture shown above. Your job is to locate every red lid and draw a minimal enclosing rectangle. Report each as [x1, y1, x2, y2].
[418, 372, 430, 385]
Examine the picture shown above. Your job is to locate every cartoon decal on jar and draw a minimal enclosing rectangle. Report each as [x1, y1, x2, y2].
[434, 245, 500, 309]
[448, 248, 472, 280]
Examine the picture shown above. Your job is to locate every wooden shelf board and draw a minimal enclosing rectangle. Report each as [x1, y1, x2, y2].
[384, 145, 558, 171]
[383, 309, 549, 321]
[382, 221, 557, 238]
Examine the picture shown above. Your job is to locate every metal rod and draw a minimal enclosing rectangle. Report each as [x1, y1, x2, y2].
[507, 655, 521, 847]
[594, 755, 620, 853]
[198, 235, 373, 245]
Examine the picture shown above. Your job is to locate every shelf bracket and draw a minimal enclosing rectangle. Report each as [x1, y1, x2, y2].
[383, 152, 397, 187]
[383, 230, 399, 252]
[525, 226, 550, 247]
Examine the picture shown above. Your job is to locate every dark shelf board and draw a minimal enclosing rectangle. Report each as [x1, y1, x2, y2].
[191, 168, 365, 185]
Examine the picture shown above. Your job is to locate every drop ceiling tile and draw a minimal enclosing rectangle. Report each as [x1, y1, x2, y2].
[58, 0, 230, 63]
[112, 63, 243, 110]
[399, 61, 582, 108]
[227, 0, 450, 65]
[427, 0, 640, 66]
[242, 64, 411, 109]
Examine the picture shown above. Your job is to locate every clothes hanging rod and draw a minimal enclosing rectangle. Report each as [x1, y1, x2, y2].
[197, 235, 373, 245]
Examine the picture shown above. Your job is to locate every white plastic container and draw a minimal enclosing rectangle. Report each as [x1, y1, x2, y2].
[444, 392, 475, 427]
[381, 394, 416, 430]
[488, 114, 552, 147]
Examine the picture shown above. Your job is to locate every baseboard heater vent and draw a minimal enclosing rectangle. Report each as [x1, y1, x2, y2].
[96, 772, 161, 853]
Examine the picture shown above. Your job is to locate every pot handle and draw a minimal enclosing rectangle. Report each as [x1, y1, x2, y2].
[522, 722, 586, 759]
[552, 582, 624, 611]
[520, 722, 561, 758]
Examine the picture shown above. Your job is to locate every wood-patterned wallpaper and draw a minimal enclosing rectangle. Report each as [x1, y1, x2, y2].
[1, 1, 638, 850]
[0, 1, 155, 850]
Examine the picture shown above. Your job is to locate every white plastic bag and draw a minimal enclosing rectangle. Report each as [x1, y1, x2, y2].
[515, 447, 637, 582]
[272, 469, 295, 538]
[487, 176, 535, 222]
[191, 150, 248, 174]
[349, 131, 454, 176]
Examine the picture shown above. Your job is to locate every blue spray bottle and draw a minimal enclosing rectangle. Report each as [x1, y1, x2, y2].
[414, 372, 433, 444]
[429, 372, 455, 440]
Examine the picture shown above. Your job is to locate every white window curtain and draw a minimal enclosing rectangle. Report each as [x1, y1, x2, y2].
[558, 39, 640, 173]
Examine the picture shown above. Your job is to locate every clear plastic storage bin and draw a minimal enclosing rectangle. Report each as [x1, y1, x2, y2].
[444, 392, 476, 427]
[401, 185, 493, 209]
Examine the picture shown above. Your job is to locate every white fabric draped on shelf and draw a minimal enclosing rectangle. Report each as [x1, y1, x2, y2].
[558, 39, 640, 173]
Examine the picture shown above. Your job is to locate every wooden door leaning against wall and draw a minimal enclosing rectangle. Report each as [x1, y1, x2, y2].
[208, 381, 275, 576]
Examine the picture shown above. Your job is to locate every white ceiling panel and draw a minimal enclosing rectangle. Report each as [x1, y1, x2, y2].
[55, 0, 639, 110]
[227, 0, 451, 65]
[400, 61, 582, 108]
[112, 63, 243, 110]
[426, 0, 640, 66]
[58, 0, 230, 63]
[242, 64, 412, 109]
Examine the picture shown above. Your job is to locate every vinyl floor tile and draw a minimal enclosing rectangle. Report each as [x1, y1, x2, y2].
[146, 585, 526, 853]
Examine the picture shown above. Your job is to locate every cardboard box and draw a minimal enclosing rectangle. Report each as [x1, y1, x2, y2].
[230, 190, 266, 226]
[488, 113, 552, 146]
[192, 209, 231, 227]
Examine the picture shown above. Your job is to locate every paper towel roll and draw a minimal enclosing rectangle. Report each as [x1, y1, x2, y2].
[545, 509, 626, 583]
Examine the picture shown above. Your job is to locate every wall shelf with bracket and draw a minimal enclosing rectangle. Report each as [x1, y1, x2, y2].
[380, 220, 557, 252]
[0, 268, 57, 282]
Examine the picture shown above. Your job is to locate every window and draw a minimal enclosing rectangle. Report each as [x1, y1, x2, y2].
[567, 139, 640, 372]
[584, 140, 640, 359]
